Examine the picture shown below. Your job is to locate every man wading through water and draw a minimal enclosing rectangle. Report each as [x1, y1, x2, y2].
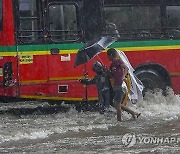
[107, 48, 141, 121]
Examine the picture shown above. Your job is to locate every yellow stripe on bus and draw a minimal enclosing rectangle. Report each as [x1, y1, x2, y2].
[0, 52, 17, 56]
[20, 76, 84, 85]
[18, 50, 78, 55]
[20, 80, 48, 85]
[104, 45, 180, 52]
[170, 72, 180, 76]
[20, 71, 180, 85]
[0, 45, 179, 57]
[20, 95, 98, 101]
[49, 76, 83, 81]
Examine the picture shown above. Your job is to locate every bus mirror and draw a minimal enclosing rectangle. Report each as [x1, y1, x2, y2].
[50, 48, 59, 55]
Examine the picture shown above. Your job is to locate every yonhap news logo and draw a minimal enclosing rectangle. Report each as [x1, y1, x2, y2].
[122, 133, 180, 148]
[122, 133, 136, 148]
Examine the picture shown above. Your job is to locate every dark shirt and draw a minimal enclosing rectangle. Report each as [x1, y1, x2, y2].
[110, 59, 124, 86]
[80, 69, 113, 108]
[83, 71, 110, 95]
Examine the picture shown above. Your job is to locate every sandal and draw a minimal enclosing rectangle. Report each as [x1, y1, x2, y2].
[137, 113, 141, 118]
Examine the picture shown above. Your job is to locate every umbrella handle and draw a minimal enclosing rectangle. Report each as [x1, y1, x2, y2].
[83, 64, 88, 102]
[97, 55, 104, 66]
[83, 71, 88, 77]
[83, 64, 88, 77]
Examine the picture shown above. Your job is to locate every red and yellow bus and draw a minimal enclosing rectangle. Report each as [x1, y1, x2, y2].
[0, 0, 179, 103]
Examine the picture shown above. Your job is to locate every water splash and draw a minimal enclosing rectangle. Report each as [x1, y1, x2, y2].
[136, 88, 180, 118]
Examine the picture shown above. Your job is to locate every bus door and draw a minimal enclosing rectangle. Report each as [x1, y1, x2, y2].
[44, 1, 85, 97]
[44, 0, 104, 99]
[17, 0, 49, 97]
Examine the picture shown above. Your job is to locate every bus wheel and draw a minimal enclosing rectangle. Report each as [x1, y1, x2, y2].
[135, 69, 166, 95]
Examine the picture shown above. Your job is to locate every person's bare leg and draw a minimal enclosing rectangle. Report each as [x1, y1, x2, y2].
[121, 105, 140, 119]
[115, 103, 122, 121]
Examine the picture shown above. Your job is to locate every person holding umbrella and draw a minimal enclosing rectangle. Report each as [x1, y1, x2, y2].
[79, 61, 112, 114]
[107, 48, 141, 121]
[74, 36, 117, 113]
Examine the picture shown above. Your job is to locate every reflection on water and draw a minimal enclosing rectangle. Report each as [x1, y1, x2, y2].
[0, 88, 179, 153]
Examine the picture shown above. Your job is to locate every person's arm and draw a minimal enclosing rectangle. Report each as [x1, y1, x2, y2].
[79, 77, 95, 85]
[121, 63, 128, 81]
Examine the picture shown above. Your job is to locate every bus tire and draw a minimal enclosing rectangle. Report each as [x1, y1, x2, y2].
[135, 69, 166, 95]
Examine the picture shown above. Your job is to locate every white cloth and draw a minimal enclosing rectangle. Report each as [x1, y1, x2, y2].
[117, 50, 144, 104]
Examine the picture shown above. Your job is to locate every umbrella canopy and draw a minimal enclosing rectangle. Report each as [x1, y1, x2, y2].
[74, 36, 117, 67]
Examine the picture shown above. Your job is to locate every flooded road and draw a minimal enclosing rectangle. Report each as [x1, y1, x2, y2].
[0, 89, 180, 154]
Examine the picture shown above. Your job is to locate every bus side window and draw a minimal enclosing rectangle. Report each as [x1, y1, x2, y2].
[104, 5, 162, 40]
[18, 0, 42, 43]
[48, 3, 79, 42]
[83, 0, 103, 41]
[166, 6, 180, 38]
[0, 0, 2, 30]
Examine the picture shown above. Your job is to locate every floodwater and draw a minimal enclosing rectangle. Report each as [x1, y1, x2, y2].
[0, 88, 179, 154]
